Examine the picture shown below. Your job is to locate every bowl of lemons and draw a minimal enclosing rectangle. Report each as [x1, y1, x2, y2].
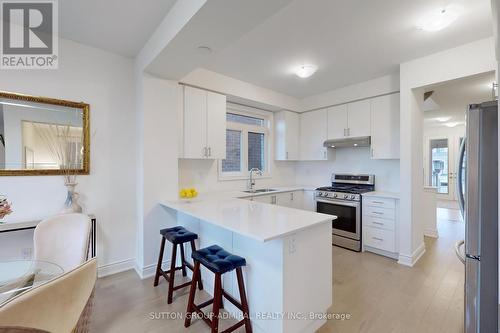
[179, 188, 198, 201]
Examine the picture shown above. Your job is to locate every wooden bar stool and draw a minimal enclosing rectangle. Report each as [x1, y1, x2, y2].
[153, 226, 203, 304]
[185, 245, 252, 333]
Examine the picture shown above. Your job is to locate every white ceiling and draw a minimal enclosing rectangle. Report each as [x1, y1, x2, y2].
[59, 0, 176, 57]
[423, 71, 496, 126]
[197, 0, 493, 98]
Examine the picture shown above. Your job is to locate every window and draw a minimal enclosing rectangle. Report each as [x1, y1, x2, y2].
[219, 109, 270, 179]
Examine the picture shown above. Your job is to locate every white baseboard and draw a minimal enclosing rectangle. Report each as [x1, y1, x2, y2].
[424, 228, 439, 238]
[98, 258, 135, 278]
[134, 260, 171, 280]
[398, 242, 426, 267]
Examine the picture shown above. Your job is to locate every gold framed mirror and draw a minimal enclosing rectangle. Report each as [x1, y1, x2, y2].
[0, 91, 89, 176]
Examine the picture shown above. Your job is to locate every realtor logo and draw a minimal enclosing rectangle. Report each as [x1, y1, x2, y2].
[1, 0, 58, 69]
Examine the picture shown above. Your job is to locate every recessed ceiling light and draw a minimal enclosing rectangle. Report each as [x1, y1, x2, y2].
[293, 64, 318, 78]
[196, 46, 213, 55]
[416, 4, 464, 32]
[435, 117, 452, 122]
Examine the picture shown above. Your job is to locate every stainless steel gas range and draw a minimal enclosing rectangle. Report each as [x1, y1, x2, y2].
[315, 174, 375, 252]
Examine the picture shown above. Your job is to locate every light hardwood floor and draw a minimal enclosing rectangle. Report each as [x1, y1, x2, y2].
[91, 208, 465, 333]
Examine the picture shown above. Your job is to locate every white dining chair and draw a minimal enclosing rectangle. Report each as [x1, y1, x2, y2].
[33, 214, 91, 272]
[0, 258, 97, 333]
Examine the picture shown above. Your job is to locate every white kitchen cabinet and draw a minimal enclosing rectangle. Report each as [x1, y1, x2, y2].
[274, 111, 300, 160]
[247, 190, 303, 209]
[182, 86, 226, 159]
[327, 100, 370, 140]
[362, 194, 399, 259]
[327, 104, 348, 140]
[299, 109, 329, 160]
[301, 190, 317, 211]
[370, 93, 400, 159]
[252, 194, 273, 204]
[206, 91, 227, 159]
[276, 191, 302, 208]
[347, 99, 371, 137]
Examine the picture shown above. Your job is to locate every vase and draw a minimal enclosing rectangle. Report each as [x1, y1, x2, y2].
[63, 182, 82, 213]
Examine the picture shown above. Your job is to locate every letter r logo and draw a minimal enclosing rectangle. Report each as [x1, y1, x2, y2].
[2, 2, 53, 54]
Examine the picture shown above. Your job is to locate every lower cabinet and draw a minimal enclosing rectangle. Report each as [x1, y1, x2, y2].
[247, 190, 305, 210]
[362, 195, 399, 259]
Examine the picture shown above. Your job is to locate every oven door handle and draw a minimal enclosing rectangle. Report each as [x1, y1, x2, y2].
[316, 198, 360, 208]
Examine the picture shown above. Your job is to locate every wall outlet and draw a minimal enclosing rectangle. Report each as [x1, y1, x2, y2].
[21, 247, 33, 259]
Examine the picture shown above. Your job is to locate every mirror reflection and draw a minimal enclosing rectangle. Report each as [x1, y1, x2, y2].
[0, 94, 89, 175]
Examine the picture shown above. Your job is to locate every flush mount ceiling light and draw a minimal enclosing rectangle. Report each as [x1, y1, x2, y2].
[293, 64, 318, 78]
[416, 4, 464, 32]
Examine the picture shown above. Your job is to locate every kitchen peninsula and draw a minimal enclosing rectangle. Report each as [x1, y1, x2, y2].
[160, 190, 334, 333]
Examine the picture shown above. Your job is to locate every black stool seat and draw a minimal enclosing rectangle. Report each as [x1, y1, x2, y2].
[160, 226, 198, 244]
[186, 245, 252, 332]
[154, 226, 203, 304]
[192, 245, 246, 274]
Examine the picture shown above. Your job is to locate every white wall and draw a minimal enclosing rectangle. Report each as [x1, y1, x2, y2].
[0, 38, 137, 276]
[399, 37, 497, 267]
[135, 74, 182, 278]
[294, 149, 400, 192]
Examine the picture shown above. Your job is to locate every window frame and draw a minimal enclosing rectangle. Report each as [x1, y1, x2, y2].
[218, 105, 272, 181]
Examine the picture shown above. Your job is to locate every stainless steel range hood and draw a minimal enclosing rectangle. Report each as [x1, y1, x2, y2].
[323, 136, 371, 148]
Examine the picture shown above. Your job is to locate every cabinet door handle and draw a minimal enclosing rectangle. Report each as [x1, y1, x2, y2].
[371, 148, 374, 158]
[372, 221, 384, 226]
[348, 128, 351, 136]
[203, 147, 207, 157]
[208, 147, 212, 157]
[372, 237, 384, 241]
[323, 151, 327, 159]
[286, 151, 289, 160]
[290, 192, 294, 201]
[271, 196, 277, 204]
[372, 211, 384, 215]
[372, 201, 384, 204]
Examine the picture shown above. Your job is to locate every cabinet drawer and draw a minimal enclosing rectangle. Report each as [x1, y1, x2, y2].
[364, 206, 395, 220]
[363, 215, 395, 231]
[364, 197, 395, 209]
[364, 226, 396, 252]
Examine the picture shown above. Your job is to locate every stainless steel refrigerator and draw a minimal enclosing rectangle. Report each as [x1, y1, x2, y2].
[456, 100, 498, 333]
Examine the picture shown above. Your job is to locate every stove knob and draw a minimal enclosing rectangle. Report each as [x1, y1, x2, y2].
[350, 195, 356, 200]
[333, 193, 338, 198]
[344, 194, 349, 199]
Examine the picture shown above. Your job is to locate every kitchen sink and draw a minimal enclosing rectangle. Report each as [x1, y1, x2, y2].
[243, 188, 277, 193]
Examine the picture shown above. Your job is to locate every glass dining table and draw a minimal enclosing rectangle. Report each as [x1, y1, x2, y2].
[0, 260, 64, 305]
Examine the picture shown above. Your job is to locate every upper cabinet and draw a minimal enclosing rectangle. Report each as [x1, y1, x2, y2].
[347, 100, 371, 137]
[370, 93, 400, 159]
[300, 109, 328, 160]
[182, 86, 226, 159]
[327, 100, 371, 139]
[327, 105, 347, 140]
[275, 111, 299, 160]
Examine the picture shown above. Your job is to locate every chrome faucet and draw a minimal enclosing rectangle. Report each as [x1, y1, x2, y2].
[247, 168, 263, 192]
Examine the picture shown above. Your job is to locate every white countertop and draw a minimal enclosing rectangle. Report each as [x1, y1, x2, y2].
[362, 191, 400, 199]
[161, 186, 333, 242]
